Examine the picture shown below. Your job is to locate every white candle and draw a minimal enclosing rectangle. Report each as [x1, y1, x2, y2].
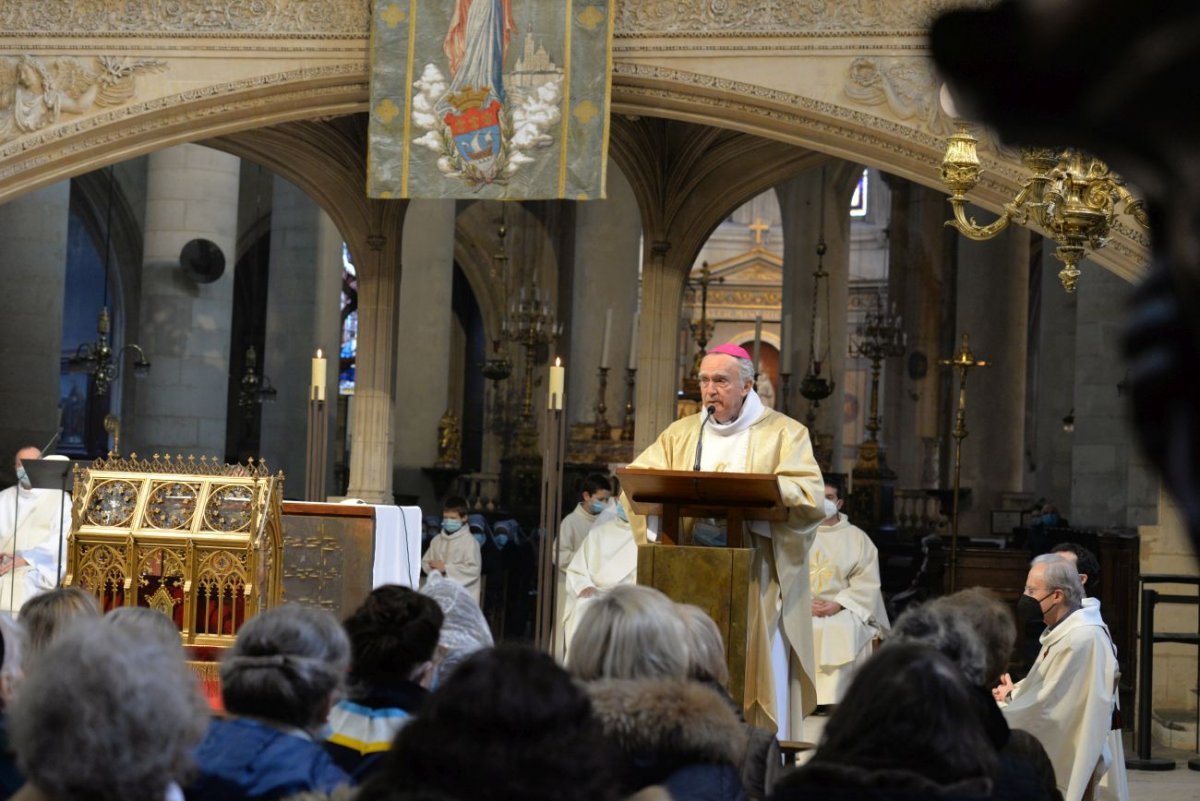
[781, 314, 792, 374]
[600, 308, 613, 368]
[752, 314, 762, 373]
[549, 357, 565, 410]
[311, 348, 327, 402]
[814, 316, 822, 357]
[627, 315, 639, 371]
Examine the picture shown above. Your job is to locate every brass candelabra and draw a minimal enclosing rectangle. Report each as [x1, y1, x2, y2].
[849, 294, 906, 472]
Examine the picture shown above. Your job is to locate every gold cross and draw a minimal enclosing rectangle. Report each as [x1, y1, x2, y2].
[749, 218, 770, 246]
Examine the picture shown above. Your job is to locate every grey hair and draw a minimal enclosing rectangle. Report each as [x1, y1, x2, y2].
[676, 603, 729, 687]
[105, 607, 184, 658]
[568, 585, 690, 682]
[888, 598, 992, 688]
[10, 624, 208, 801]
[0, 613, 25, 707]
[220, 604, 350, 731]
[736, 356, 755, 386]
[1032, 553, 1085, 606]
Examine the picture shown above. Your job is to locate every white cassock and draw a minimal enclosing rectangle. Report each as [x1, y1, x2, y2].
[1001, 599, 1126, 801]
[0, 485, 71, 613]
[555, 503, 600, 661]
[562, 515, 637, 658]
[809, 513, 890, 705]
[421, 528, 483, 604]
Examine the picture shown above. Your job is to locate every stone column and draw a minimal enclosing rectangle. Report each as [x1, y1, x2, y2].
[776, 164, 857, 470]
[0, 182, 70, 473]
[259, 176, 340, 496]
[392, 199, 455, 510]
[346, 202, 404, 504]
[881, 180, 954, 490]
[1070, 262, 1158, 527]
[954, 216, 1030, 536]
[1028, 243, 1078, 516]
[313, 211, 345, 497]
[568, 164, 642, 431]
[131, 144, 239, 456]
[632, 241, 686, 453]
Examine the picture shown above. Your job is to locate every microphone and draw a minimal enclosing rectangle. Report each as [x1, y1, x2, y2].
[693, 405, 717, 471]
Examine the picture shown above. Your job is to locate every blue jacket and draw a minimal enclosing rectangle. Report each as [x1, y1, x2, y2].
[186, 717, 350, 801]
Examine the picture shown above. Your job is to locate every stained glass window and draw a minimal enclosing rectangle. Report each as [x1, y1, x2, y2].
[850, 168, 869, 218]
[339, 244, 357, 396]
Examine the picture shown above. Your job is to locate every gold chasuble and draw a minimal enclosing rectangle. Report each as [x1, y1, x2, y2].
[627, 403, 825, 734]
[367, 0, 616, 200]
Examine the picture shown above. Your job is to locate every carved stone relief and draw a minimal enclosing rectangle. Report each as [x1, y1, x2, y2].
[0, 0, 369, 36]
[615, 0, 990, 36]
[0, 55, 166, 144]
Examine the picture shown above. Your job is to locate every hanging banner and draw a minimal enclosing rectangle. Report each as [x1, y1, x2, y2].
[368, 0, 615, 201]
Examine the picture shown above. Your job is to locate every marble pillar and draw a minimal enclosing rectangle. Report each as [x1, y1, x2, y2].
[259, 176, 341, 497]
[392, 199, 455, 510]
[0, 182, 70, 475]
[568, 164, 642, 432]
[131, 145, 240, 457]
[953, 215, 1030, 536]
[776, 165, 857, 470]
[632, 242, 686, 453]
[1070, 263, 1158, 527]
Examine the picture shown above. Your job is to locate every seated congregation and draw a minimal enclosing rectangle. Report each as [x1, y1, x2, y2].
[0, 548, 1122, 801]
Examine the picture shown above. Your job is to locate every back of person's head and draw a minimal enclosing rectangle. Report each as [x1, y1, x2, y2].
[568, 585, 689, 682]
[10, 623, 208, 801]
[0, 614, 24, 709]
[344, 585, 444, 685]
[809, 642, 997, 786]
[1050, 541, 1101, 587]
[220, 604, 350, 731]
[676, 603, 729, 687]
[581, 473, 612, 497]
[936, 587, 1016, 686]
[104, 607, 184, 657]
[359, 645, 617, 801]
[441, 496, 470, 518]
[888, 595, 993, 688]
[20, 587, 101, 656]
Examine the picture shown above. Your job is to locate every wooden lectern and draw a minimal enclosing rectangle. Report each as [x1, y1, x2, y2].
[617, 467, 788, 708]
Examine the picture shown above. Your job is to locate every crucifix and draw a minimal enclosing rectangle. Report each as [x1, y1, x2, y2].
[688, 261, 725, 361]
[939, 332, 989, 592]
[749, 218, 770, 247]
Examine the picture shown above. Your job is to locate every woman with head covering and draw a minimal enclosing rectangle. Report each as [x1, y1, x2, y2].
[185, 605, 352, 801]
[418, 572, 494, 688]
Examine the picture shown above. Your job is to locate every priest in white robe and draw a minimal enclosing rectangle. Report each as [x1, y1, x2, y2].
[554, 474, 611, 660]
[562, 501, 637, 656]
[810, 480, 890, 706]
[626, 343, 826, 738]
[0, 446, 71, 613]
[995, 554, 1123, 801]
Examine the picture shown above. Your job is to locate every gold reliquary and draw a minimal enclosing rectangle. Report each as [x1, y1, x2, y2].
[65, 454, 284, 646]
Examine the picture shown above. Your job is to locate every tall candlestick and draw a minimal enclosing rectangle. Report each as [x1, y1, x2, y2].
[600, 308, 613, 368]
[311, 348, 327, 402]
[752, 314, 762, 374]
[781, 314, 793, 374]
[627, 315, 639, 371]
[548, 357, 565, 410]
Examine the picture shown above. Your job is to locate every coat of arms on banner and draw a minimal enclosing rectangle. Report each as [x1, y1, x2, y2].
[369, 0, 614, 200]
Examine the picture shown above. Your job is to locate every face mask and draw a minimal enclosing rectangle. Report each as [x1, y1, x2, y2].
[615, 503, 628, 523]
[442, 519, 463, 533]
[1016, 592, 1053, 624]
[823, 498, 839, 519]
[15, 467, 29, 490]
[588, 499, 606, 515]
[494, 534, 509, 548]
[1042, 514, 1058, 526]
[472, 532, 487, 546]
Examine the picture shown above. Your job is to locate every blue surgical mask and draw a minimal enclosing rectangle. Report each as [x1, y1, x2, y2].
[588, 499, 606, 515]
[495, 534, 509, 548]
[442, 518, 463, 533]
[15, 467, 29, 489]
[1042, 513, 1059, 526]
[615, 503, 628, 523]
[472, 532, 487, 546]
